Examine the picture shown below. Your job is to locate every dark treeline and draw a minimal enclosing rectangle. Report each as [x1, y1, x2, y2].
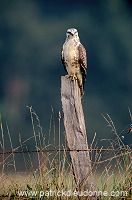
[0, 0, 131, 153]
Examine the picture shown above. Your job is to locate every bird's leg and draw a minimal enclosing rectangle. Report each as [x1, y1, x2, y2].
[69, 74, 78, 81]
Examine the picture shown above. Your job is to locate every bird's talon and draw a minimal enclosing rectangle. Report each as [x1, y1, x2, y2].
[70, 75, 78, 81]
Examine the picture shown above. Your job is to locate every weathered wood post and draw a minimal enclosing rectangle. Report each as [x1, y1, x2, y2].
[61, 76, 97, 200]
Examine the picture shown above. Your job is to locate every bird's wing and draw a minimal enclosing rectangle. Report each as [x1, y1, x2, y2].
[61, 45, 67, 72]
[78, 43, 87, 85]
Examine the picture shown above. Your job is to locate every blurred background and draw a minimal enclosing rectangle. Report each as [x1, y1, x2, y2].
[0, 0, 132, 169]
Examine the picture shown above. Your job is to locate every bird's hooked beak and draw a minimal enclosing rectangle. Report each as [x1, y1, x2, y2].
[70, 31, 75, 36]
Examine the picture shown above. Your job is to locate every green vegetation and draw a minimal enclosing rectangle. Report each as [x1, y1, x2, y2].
[0, 0, 132, 149]
[0, 107, 131, 199]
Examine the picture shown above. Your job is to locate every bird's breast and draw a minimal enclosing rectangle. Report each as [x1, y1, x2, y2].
[63, 40, 80, 75]
[63, 41, 79, 63]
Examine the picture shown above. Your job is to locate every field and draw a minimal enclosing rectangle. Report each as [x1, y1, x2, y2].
[0, 107, 131, 200]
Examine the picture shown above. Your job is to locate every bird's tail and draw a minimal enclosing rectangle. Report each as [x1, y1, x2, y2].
[76, 78, 84, 97]
[79, 85, 84, 97]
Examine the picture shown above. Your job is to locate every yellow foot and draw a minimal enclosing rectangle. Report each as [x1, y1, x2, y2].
[69, 74, 78, 81]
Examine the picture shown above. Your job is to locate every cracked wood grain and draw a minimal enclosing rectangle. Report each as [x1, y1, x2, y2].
[61, 76, 97, 200]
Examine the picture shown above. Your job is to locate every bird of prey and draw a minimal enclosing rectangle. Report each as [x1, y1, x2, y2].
[61, 28, 87, 97]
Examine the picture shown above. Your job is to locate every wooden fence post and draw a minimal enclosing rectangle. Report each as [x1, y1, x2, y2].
[61, 76, 97, 200]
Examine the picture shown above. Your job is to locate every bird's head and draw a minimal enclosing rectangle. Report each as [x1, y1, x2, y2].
[66, 28, 79, 40]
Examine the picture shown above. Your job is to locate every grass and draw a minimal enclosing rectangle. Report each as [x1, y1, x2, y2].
[0, 107, 131, 199]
